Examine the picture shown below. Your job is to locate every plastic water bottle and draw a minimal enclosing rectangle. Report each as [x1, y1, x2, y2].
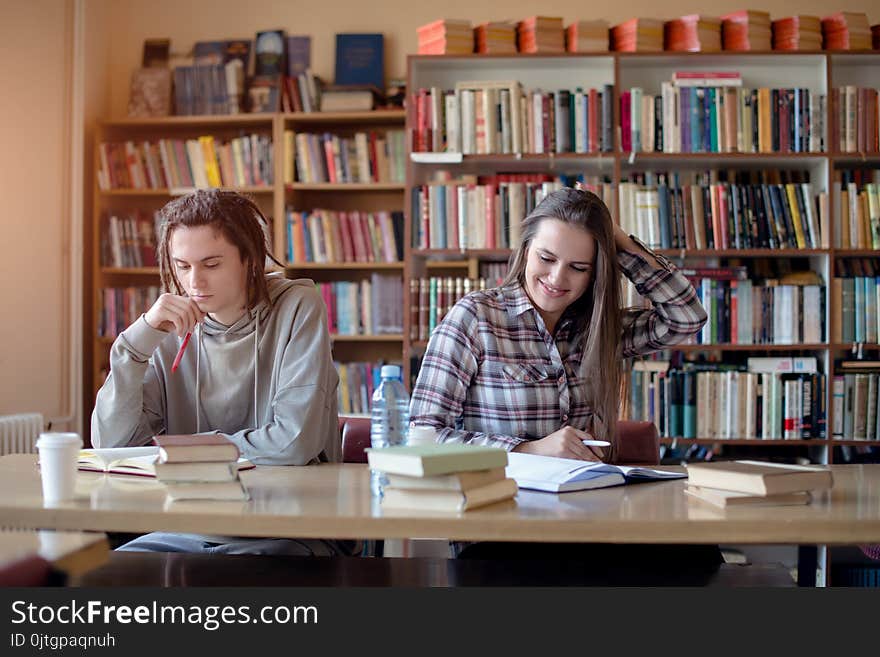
[370, 364, 410, 497]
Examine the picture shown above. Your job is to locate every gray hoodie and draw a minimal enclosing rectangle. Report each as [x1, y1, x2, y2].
[92, 273, 340, 465]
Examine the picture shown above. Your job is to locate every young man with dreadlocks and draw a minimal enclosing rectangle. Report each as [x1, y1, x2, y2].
[92, 189, 351, 555]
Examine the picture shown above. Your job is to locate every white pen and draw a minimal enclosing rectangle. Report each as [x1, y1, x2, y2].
[582, 439, 611, 447]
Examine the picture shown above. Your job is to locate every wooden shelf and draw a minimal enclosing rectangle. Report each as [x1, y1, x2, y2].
[833, 249, 880, 257]
[283, 110, 405, 123]
[413, 248, 512, 258]
[101, 267, 160, 275]
[831, 343, 880, 350]
[286, 261, 403, 270]
[287, 183, 406, 191]
[99, 186, 272, 196]
[622, 152, 826, 164]
[101, 114, 276, 128]
[330, 334, 404, 342]
[830, 440, 880, 447]
[658, 248, 829, 258]
[667, 343, 829, 352]
[660, 438, 826, 446]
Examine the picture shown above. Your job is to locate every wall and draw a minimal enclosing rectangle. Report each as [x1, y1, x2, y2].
[0, 1, 72, 423]
[103, 0, 878, 116]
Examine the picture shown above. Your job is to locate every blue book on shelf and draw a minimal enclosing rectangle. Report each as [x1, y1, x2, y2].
[334, 33, 384, 89]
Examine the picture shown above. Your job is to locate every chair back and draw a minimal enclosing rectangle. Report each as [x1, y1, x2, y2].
[614, 420, 660, 465]
[339, 416, 371, 464]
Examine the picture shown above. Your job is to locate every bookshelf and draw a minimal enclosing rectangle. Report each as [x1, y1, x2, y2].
[404, 51, 880, 467]
[88, 110, 407, 416]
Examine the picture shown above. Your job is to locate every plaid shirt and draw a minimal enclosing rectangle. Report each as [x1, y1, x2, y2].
[410, 240, 707, 449]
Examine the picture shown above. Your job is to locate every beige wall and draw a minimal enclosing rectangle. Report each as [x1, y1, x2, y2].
[0, 1, 72, 422]
[0, 0, 877, 427]
[103, 0, 878, 116]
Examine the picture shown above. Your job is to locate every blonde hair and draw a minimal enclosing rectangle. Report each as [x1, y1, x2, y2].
[502, 188, 623, 457]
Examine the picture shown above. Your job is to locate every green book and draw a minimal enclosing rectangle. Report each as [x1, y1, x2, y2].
[366, 443, 508, 477]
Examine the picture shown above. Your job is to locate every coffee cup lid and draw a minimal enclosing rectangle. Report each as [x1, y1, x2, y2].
[36, 433, 82, 449]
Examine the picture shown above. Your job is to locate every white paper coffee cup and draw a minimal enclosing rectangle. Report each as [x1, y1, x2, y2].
[407, 425, 437, 446]
[36, 432, 82, 504]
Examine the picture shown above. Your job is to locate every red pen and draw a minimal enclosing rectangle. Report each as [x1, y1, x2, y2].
[171, 331, 191, 373]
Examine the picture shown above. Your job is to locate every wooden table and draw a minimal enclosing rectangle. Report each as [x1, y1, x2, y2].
[0, 529, 109, 579]
[1, 454, 879, 546]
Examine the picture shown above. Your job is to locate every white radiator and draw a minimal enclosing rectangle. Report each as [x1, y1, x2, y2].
[0, 413, 44, 455]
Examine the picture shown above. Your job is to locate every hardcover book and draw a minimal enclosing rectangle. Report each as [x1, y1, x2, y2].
[152, 434, 241, 464]
[334, 33, 384, 90]
[366, 443, 508, 477]
[685, 460, 833, 495]
[381, 477, 518, 512]
[685, 485, 812, 508]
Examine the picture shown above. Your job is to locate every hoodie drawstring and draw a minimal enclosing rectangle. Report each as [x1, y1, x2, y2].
[254, 311, 260, 427]
[195, 323, 201, 433]
[193, 309, 261, 433]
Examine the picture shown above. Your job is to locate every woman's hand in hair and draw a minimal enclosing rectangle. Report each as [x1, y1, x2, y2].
[612, 223, 660, 268]
[512, 426, 605, 461]
[144, 293, 206, 337]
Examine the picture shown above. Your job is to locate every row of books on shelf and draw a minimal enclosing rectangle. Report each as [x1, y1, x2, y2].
[97, 287, 160, 339]
[412, 84, 615, 155]
[833, 269, 880, 345]
[685, 270, 825, 345]
[101, 212, 159, 268]
[418, 18, 610, 55]
[620, 172, 825, 251]
[286, 209, 403, 265]
[837, 172, 880, 249]
[290, 130, 406, 184]
[628, 358, 828, 440]
[832, 87, 879, 154]
[408, 276, 493, 342]
[97, 135, 273, 191]
[411, 175, 613, 250]
[621, 82, 826, 154]
[317, 276, 403, 336]
[336, 361, 385, 415]
[173, 63, 243, 116]
[419, 12, 879, 54]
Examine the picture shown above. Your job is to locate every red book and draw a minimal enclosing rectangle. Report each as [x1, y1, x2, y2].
[620, 91, 632, 152]
[338, 212, 355, 263]
[152, 434, 240, 464]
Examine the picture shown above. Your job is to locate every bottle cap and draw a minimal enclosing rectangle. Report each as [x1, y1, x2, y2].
[380, 365, 402, 380]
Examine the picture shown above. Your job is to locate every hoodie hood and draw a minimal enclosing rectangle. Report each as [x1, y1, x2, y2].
[200, 271, 296, 337]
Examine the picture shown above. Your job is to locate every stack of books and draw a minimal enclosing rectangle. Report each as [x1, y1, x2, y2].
[721, 10, 771, 51]
[611, 18, 664, 52]
[153, 435, 250, 501]
[565, 20, 609, 52]
[475, 22, 517, 54]
[417, 19, 473, 55]
[821, 12, 872, 50]
[684, 460, 834, 509]
[772, 16, 823, 51]
[664, 15, 722, 52]
[366, 444, 516, 512]
[517, 16, 565, 53]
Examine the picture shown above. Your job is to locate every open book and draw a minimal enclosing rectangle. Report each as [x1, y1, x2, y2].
[505, 452, 685, 493]
[78, 447, 253, 478]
